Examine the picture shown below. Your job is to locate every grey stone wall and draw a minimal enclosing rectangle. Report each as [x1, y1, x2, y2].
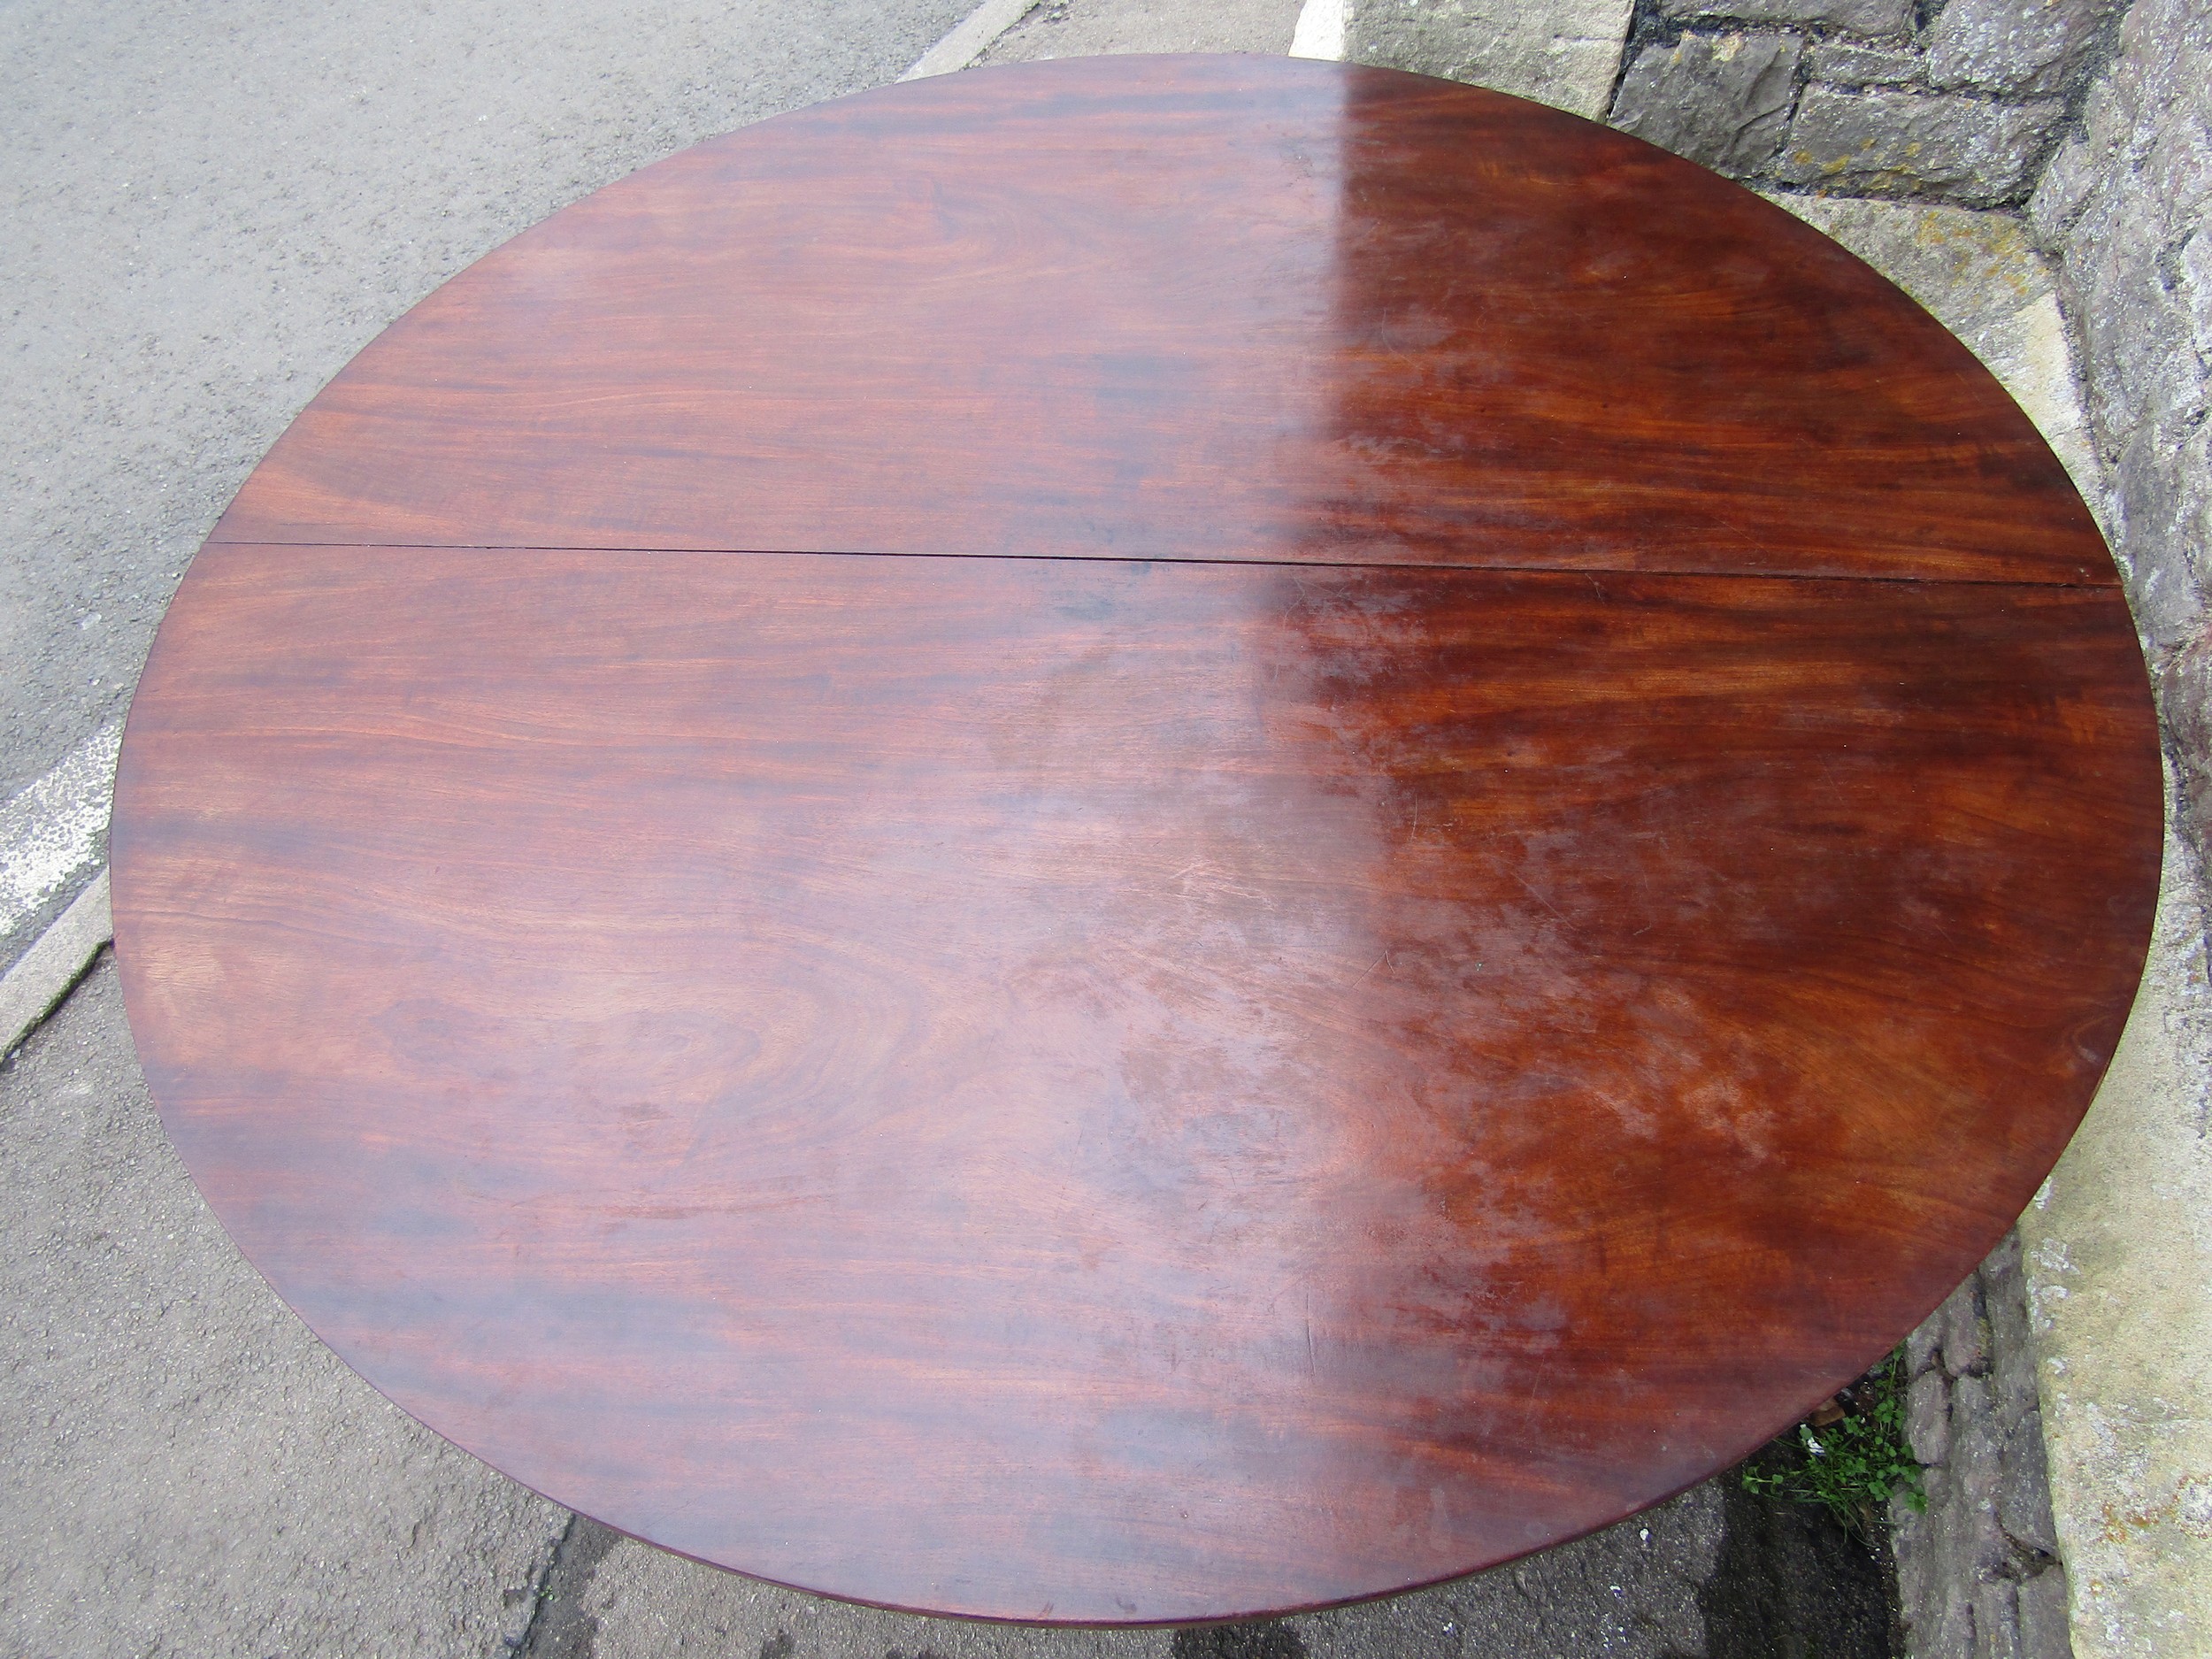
[1607, 0, 2126, 206]
[2020, 13, 2212, 1653]
[2029, 0, 2212, 887]
[1895, 1234, 2072, 1659]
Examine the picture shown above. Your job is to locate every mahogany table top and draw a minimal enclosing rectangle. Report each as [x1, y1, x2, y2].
[111, 54, 2161, 1625]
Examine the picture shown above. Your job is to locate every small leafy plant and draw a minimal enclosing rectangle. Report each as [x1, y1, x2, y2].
[1740, 1348, 1924, 1534]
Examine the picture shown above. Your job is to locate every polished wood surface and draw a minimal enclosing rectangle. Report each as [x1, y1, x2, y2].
[114, 55, 2159, 1624]
[211, 56, 2108, 585]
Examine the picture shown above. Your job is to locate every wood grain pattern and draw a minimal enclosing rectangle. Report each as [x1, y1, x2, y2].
[114, 544, 2158, 1623]
[210, 56, 2109, 586]
[114, 53, 2159, 1624]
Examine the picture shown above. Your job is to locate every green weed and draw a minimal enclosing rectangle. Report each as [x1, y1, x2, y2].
[1740, 1348, 1925, 1534]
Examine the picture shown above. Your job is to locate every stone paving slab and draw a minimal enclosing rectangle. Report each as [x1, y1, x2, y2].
[2019, 818, 2212, 1659]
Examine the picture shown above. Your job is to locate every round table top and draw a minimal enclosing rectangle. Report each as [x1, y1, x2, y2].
[113, 54, 2161, 1624]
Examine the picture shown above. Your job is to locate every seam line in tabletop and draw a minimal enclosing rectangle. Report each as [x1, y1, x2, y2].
[195, 540, 2126, 591]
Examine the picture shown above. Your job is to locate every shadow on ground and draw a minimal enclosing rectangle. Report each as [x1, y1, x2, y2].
[1701, 1473, 1898, 1659]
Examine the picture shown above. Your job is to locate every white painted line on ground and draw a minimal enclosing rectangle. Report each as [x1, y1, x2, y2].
[0, 865, 111, 1058]
[900, 0, 1046, 81]
[1, 718, 122, 941]
[1290, 0, 1348, 59]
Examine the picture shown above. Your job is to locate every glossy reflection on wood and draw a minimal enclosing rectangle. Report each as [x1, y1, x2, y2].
[211, 56, 2107, 585]
[116, 546, 2156, 1622]
[114, 54, 2160, 1626]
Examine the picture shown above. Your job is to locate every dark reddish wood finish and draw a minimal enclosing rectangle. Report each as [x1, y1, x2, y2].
[211, 57, 2108, 586]
[113, 55, 2159, 1625]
